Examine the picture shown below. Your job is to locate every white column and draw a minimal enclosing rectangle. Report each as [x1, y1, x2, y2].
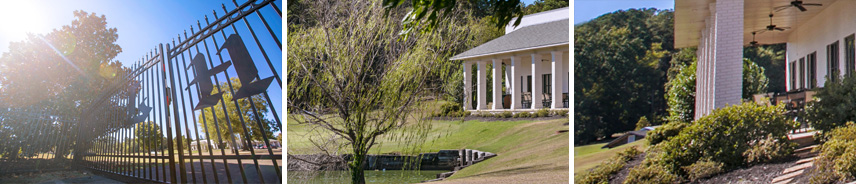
[462, 62, 472, 110]
[551, 51, 565, 109]
[511, 56, 522, 109]
[505, 60, 512, 95]
[531, 54, 543, 109]
[492, 59, 503, 110]
[477, 61, 487, 110]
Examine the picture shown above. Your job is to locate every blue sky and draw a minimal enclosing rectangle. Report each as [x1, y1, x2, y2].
[574, 0, 674, 24]
[0, 0, 282, 139]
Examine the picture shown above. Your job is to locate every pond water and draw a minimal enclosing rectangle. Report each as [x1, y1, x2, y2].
[287, 170, 446, 184]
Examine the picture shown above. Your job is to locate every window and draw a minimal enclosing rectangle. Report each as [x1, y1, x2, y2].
[847, 35, 855, 77]
[809, 52, 817, 89]
[829, 41, 840, 82]
[800, 57, 805, 89]
[790, 61, 797, 90]
[526, 75, 532, 92]
[542, 74, 552, 94]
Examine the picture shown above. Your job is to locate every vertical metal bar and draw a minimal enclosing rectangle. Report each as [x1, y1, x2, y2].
[224, 3, 281, 88]
[179, 33, 219, 184]
[243, 0, 281, 49]
[214, 8, 282, 182]
[153, 48, 176, 184]
[197, 19, 250, 184]
[269, 0, 281, 17]
[171, 39, 202, 183]
[148, 56, 159, 182]
[164, 43, 187, 184]
[189, 26, 235, 184]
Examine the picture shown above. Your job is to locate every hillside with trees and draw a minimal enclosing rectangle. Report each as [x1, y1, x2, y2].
[574, 8, 786, 145]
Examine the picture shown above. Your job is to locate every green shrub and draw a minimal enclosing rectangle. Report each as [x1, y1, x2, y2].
[623, 163, 680, 184]
[447, 111, 460, 118]
[575, 147, 640, 184]
[499, 111, 512, 118]
[682, 158, 723, 182]
[810, 122, 856, 183]
[806, 73, 856, 133]
[635, 116, 651, 130]
[647, 122, 687, 145]
[517, 112, 531, 118]
[535, 109, 550, 117]
[624, 144, 681, 184]
[658, 102, 795, 176]
[743, 134, 796, 164]
[463, 111, 471, 117]
[439, 102, 462, 116]
[553, 110, 569, 117]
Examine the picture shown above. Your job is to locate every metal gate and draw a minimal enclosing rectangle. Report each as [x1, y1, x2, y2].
[74, 0, 282, 183]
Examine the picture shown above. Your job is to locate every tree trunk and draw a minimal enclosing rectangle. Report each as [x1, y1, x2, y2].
[349, 147, 367, 184]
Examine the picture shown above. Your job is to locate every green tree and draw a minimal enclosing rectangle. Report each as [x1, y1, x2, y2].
[744, 44, 786, 93]
[288, 0, 438, 184]
[0, 10, 126, 159]
[382, 0, 526, 38]
[135, 121, 163, 152]
[197, 77, 277, 151]
[665, 59, 696, 123]
[743, 58, 769, 99]
[522, 0, 568, 14]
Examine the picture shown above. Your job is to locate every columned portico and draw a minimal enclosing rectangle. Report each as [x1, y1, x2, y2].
[450, 12, 569, 112]
[681, 0, 744, 119]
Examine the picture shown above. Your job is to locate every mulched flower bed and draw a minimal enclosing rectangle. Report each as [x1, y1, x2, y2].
[603, 153, 819, 184]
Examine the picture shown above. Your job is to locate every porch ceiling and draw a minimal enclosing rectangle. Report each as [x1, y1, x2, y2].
[675, 0, 837, 48]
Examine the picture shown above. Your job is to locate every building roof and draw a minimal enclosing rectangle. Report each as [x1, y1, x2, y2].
[450, 19, 570, 61]
[505, 7, 569, 34]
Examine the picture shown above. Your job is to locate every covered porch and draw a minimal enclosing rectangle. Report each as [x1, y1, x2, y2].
[450, 11, 569, 112]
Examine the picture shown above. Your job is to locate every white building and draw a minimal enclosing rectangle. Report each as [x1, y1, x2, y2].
[675, 0, 842, 119]
[451, 7, 570, 112]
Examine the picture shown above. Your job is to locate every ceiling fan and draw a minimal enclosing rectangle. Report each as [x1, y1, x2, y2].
[774, 0, 822, 12]
[749, 32, 762, 47]
[754, 13, 790, 34]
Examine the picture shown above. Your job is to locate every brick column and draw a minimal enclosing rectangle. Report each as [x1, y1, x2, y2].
[712, 0, 743, 109]
[477, 60, 488, 110]
[492, 59, 503, 110]
[463, 62, 472, 110]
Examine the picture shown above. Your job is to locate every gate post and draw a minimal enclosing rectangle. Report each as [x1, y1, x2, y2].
[159, 44, 181, 184]
[164, 43, 188, 183]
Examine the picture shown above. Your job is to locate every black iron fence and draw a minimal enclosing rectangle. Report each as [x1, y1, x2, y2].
[0, 108, 78, 174]
[0, 0, 281, 184]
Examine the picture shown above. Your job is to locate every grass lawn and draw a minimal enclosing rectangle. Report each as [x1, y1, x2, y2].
[573, 139, 648, 174]
[287, 104, 570, 183]
[429, 118, 569, 184]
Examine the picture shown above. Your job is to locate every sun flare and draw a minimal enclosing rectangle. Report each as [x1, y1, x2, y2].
[0, 1, 49, 40]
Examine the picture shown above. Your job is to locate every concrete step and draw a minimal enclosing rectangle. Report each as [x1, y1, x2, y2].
[794, 145, 819, 153]
[782, 162, 813, 175]
[795, 157, 817, 165]
[772, 178, 793, 184]
[771, 169, 804, 184]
